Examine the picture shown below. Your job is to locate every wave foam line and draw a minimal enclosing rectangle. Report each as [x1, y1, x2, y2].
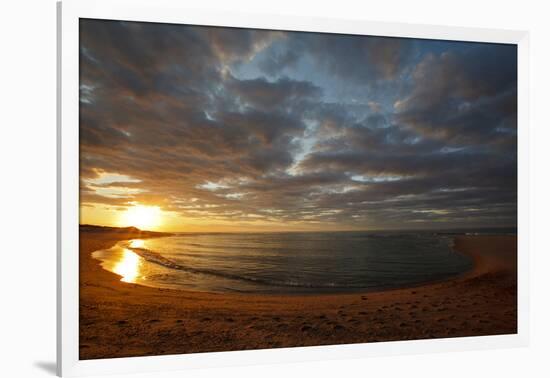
[124, 244, 370, 289]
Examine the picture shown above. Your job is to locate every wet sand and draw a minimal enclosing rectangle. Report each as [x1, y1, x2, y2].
[79, 227, 517, 360]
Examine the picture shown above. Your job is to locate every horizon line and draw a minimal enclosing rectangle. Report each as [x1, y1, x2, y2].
[79, 223, 518, 234]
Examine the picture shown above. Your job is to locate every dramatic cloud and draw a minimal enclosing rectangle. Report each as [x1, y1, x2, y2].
[79, 19, 517, 231]
[394, 45, 517, 147]
[226, 75, 322, 110]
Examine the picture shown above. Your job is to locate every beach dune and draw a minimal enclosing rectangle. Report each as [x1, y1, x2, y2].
[79, 226, 517, 360]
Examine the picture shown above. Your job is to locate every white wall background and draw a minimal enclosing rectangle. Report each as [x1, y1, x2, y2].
[1, 0, 548, 377]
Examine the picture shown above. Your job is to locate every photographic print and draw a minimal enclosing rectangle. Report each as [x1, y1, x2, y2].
[78, 19, 517, 360]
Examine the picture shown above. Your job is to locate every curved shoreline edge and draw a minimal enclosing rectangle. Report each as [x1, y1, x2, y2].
[79, 227, 517, 360]
[85, 228, 513, 297]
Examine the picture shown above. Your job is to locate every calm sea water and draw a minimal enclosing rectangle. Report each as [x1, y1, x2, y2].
[91, 231, 483, 294]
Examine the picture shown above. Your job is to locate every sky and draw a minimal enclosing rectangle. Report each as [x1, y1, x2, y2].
[79, 19, 517, 232]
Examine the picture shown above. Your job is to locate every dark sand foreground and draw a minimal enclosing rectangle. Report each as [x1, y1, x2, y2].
[79, 226, 517, 360]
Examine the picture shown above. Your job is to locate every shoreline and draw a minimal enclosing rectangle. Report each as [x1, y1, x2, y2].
[80, 227, 517, 359]
[90, 233, 477, 297]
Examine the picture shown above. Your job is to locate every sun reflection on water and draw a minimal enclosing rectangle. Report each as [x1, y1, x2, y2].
[113, 249, 141, 283]
[129, 239, 145, 248]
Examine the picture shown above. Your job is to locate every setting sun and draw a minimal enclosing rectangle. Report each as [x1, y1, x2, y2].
[119, 205, 162, 230]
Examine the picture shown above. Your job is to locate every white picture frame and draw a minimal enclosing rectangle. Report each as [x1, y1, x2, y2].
[57, 0, 530, 376]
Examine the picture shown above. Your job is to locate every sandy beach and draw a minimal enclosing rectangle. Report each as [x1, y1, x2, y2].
[79, 226, 517, 360]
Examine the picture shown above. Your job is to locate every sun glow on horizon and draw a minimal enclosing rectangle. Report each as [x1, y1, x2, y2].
[119, 205, 163, 230]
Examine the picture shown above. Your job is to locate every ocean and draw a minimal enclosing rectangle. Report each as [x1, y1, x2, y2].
[89, 230, 500, 294]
